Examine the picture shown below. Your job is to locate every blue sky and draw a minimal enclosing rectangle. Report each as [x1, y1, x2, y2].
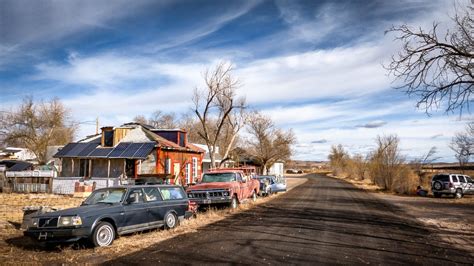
[0, 0, 472, 162]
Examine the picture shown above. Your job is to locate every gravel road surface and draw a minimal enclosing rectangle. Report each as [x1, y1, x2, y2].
[107, 174, 473, 265]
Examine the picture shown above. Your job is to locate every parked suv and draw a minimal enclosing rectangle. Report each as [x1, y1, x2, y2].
[23, 185, 192, 247]
[431, 173, 474, 198]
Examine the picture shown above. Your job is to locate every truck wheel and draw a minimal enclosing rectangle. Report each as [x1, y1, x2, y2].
[433, 192, 441, 198]
[252, 191, 257, 202]
[455, 189, 463, 199]
[164, 212, 178, 229]
[92, 222, 115, 247]
[230, 196, 238, 209]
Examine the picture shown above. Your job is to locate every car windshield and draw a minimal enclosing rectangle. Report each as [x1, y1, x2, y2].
[83, 188, 127, 205]
[201, 173, 236, 183]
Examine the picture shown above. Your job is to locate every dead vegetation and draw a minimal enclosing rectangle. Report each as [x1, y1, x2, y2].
[0, 177, 307, 264]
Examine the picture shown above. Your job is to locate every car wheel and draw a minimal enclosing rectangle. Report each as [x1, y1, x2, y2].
[433, 192, 441, 198]
[432, 181, 443, 191]
[164, 212, 178, 229]
[230, 196, 238, 209]
[92, 222, 115, 247]
[455, 189, 463, 199]
[252, 191, 257, 202]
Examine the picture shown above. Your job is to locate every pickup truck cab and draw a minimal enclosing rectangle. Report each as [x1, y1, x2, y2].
[23, 185, 192, 247]
[186, 169, 260, 209]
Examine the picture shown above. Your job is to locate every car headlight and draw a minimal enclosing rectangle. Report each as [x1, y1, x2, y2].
[30, 218, 39, 228]
[187, 193, 193, 198]
[58, 216, 82, 227]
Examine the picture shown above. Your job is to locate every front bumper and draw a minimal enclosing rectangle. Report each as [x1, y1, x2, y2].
[24, 227, 90, 242]
[189, 197, 232, 205]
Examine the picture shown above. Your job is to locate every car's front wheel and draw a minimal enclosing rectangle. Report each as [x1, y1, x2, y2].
[164, 212, 178, 229]
[455, 189, 463, 199]
[92, 221, 115, 247]
[230, 196, 238, 209]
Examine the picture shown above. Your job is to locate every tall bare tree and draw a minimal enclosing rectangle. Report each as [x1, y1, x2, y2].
[386, 3, 473, 114]
[368, 135, 405, 190]
[133, 110, 180, 129]
[450, 121, 474, 171]
[192, 62, 246, 168]
[0, 97, 76, 164]
[246, 111, 295, 174]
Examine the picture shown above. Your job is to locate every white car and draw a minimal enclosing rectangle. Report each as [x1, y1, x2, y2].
[431, 173, 474, 198]
[256, 175, 287, 196]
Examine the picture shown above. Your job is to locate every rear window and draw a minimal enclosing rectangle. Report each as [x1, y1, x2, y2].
[160, 187, 186, 200]
[432, 175, 449, 182]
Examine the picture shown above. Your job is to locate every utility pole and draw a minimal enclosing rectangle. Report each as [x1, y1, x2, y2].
[95, 117, 99, 135]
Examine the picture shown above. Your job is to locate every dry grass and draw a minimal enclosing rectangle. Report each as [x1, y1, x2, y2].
[0, 177, 307, 264]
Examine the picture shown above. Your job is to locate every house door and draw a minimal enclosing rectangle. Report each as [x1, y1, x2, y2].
[126, 159, 136, 178]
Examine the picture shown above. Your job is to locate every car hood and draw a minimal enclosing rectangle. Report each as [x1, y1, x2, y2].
[187, 182, 235, 191]
[33, 204, 121, 218]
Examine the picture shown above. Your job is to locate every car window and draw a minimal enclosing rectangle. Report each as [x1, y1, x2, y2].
[160, 187, 186, 200]
[127, 189, 145, 204]
[433, 175, 449, 182]
[236, 173, 243, 182]
[458, 176, 466, 183]
[466, 176, 473, 183]
[143, 187, 163, 202]
[452, 175, 459, 182]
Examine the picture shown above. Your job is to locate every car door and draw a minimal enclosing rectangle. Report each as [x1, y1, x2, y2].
[237, 173, 250, 199]
[122, 188, 150, 231]
[143, 187, 166, 227]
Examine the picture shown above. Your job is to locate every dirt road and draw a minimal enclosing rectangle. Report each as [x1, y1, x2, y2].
[107, 174, 473, 265]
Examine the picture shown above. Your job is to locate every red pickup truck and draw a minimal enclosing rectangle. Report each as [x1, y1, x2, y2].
[186, 169, 260, 209]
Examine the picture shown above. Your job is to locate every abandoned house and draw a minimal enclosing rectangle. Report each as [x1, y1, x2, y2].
[53, 123, 204, 193]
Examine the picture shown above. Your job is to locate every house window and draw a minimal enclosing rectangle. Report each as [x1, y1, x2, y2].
[192, 157, 198, 179]
[185, 163, 191, 184]
[165, 158, 171, 174]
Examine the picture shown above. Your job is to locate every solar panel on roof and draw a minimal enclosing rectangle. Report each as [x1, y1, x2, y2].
[132, 142, 155, 159]
[78, 143, 98, 157]
[59, 143, 91, 157]
[54, 143, 77, 157]
[108, 142, 131, 158]
[119, 143, 144, 158]
[88, 147, 113, 158]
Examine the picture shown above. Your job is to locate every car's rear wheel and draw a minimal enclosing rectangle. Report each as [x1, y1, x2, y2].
[433, 192, 441, 198]
[455, 189, 463, 199]
[164, 212, 178, 229]
[230, 196, 238, 209]
[92, 222, 115, 247]
[432, 181, 443, 191]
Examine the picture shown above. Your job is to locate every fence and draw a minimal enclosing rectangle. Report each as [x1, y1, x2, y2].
[2, 170, 56, 193]
[52, 177, 124, 195]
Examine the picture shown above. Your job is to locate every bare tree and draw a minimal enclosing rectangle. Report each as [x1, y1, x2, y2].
[328, 144, 349, 176]
[0, 97, 76, 164]
[133, 110, 180, 129]
[450, 121, 474, 171]
[192, 62, 246, 168]
[368, 135, 405, 190]
[246, 111, 295, 174]
[386, 3, 474, 113]
[411, 146, 440, 175]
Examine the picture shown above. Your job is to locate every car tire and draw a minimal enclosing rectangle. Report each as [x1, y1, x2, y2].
[432, 181, 443, 191]
[164, 212, 178, 229]
[230, 196, 238, 209]
[433, 192, 441, 198]
[91, 221, 115, 247]
[455, 189, 463, 199]
[252, 191, 257, 202]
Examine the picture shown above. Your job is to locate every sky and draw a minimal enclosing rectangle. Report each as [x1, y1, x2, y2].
[0, 0, 472, 162]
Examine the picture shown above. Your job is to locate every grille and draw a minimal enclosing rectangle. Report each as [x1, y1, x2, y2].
[190, 190, 227, 199]
[39, 217, 58, 228]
